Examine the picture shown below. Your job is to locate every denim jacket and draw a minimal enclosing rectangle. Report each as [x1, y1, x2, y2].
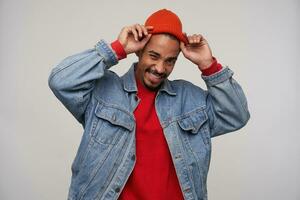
[48, 40, 250, 200]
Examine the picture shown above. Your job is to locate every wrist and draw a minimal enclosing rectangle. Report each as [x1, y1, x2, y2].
[110, 40, 127, 60]
[200, 57, 222, 76]
[197, 57, 214, 70]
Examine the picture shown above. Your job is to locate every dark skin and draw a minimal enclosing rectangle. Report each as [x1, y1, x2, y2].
[117, 24, 214, 90]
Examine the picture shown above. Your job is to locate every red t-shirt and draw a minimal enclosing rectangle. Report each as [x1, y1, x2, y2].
[118, 78, 184, 200]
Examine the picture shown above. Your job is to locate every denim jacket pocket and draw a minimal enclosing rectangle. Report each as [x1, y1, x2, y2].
[92, 102, 134, 145]
[178, 109, 210, 146]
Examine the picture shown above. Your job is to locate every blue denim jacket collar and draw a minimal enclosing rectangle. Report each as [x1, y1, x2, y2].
[122, 62, 176, 96]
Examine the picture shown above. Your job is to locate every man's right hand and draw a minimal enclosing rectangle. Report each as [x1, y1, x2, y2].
[117, 24, 153, 55]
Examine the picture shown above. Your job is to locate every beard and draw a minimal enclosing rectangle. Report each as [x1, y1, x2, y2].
[146, 67, 168, 79]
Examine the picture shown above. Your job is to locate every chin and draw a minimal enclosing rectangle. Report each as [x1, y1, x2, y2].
[145, 82, 161, 91]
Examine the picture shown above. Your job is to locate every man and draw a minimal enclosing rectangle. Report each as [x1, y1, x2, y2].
[49, 9, 250, 200]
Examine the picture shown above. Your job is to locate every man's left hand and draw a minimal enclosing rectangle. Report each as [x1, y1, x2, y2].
[180, 34, 213, 70]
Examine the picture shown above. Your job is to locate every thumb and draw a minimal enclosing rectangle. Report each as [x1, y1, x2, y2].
[180, 41, 187, 55]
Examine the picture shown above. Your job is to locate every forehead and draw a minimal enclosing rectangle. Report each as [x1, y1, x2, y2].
[143, 34, 180, 57]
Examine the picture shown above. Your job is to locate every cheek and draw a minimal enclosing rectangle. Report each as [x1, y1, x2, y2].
[144, 58, 155, 66]
[141, 60, 155, 71]
[165, 65, 174, 75]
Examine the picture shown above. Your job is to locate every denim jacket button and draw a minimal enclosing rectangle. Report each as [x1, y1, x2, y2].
[131, 154, 136, 161]
[115, 187, 120, 193]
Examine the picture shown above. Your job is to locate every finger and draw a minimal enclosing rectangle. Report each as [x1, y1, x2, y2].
[130, 27, 139, 41]
[188, 34, 203, 45]
[135, 24, 143, 38]
[196, 34, 201, 43]
[119, 26, 132, 43]
[187, 34, 200, 43]
[194, 34, 200, 43]
[192, 34, 198, 43]
[199, 35, 208, 46]
[198, 34, 207, 43]
[140, 25, 149, 35]
[145, 26, 154, 33]
[188, 34, 194, 43]
[187, 35, 196, 44]
[140, 34, 152, 45]
[187, 36, 195, 44]
[145, 26, 154, 30]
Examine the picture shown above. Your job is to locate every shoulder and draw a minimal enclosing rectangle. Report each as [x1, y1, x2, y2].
[94, 69, 123, 94]
[98, 69, 121, 83]
[170, 79, 206, 94]
[165, 79, 208, 112]
[168, 79, 208, 104]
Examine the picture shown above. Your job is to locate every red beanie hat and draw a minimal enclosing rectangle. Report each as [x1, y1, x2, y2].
[145, 9, 188, 44]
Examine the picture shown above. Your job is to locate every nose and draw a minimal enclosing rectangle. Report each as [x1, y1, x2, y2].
[155, 61, 165, 74]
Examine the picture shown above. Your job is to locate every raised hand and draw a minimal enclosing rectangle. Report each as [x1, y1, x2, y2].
[180, 34, 213, 70]
[117, 24, 153, 55]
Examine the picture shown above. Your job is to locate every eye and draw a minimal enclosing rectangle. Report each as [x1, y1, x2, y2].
[149, 54, 158, 60]
[165, 59, 176, 65]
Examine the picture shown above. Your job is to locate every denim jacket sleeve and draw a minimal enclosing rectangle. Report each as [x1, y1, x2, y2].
[202, 67, 250, 137]
[48, 40, 118, 125]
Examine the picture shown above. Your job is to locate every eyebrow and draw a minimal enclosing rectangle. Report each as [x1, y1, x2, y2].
[148, 50, 160, 56]
[148, 50, 178, 60]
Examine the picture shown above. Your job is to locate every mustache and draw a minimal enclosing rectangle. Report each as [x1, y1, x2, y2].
[147, 68, 167, 79]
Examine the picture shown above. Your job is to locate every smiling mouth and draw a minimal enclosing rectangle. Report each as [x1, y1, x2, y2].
[146, 71, 165, 83]
[147, 68, 166, 77]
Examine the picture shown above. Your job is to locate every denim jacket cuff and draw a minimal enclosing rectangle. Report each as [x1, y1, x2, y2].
[201, 66, 234, 87]
[95, 39, 118, 68]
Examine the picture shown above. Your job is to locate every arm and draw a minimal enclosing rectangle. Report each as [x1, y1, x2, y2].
[203, 67, 250, 137]
[48, 24, 153, 125]
[180, 34, 250, 137]
[48, 40, 118, 124]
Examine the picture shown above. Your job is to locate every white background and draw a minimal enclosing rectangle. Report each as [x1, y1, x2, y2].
[0, 0, 299, 199]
